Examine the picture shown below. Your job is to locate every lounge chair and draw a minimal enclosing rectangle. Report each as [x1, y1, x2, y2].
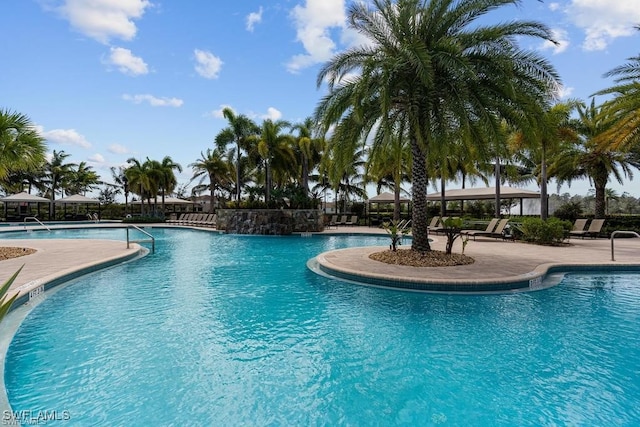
[428, 216, 449, 235]
[570, 219, 605, 239]
[177, 213, 194, 224]
[345, 215, 358, 226]
[490, 218, 511, 239]
[337, 215, 348, 226]
[570, 218, 588, 233]
[167, 213, 185, 224]
[426, 216, 440, 232]
[461, 218, 499, 241]
[328, 215, 338, 229]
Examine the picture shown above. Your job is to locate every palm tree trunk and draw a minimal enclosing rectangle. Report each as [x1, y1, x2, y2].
[540, 151, 548, 221]
[494, 157, 501, 218]
[440, 176, 446, 217]
[301, 154, 309, 196]
[208, 173, 216, 214]
[236, 143, 241, 203]
[411, 140, 431, 252]
[594, 181, 607, 219]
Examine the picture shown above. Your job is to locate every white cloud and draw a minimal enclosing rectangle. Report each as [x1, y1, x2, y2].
[40, 127, 92, 148]
[87, 153, 106, 164]
[56, 0, 151, 44]
[246, 6, 263, 32]
[108, 144, 131, 154]
[105, 47, 149, 75]
[287, 0, 346, 73]
[210, 104, 235, 119]
[122, 94, 184, 107]
[540, 29, 570, 55]
[548, 3, 561, 12]
[565, 0, 640, 51]
[262, 107, 282, 120]
[194, 49, 223, 79]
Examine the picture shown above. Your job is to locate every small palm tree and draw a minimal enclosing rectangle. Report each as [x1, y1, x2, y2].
[189, 148, 229, 213]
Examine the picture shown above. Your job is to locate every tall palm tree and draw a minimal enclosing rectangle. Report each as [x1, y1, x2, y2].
[125, 157, 157, 215]
[315, 0, 558, 252]
[110, 166, 130, 215]
[255, 119, 296, 203]
[66, 161, 101, 195]
[509, 101, 579, 220]
[292, 117, 324, 196]
[553, 99, 640, 218]
[189, 148, 230, 213]
[366, 115, 412, 221]
[215, 108, 259, 202]
[45, 150, 75, 199]
[0, 109, 46, 182]
[154, 156, 182, 213]
[44, 150, 75, 218]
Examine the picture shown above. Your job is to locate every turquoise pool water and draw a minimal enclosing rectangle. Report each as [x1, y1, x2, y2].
[3, 228, 640, 425]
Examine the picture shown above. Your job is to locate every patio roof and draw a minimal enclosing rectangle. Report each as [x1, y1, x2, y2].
[55, 194, 100, 204]
[426, 186, 540, 201]
[0, 192, 50, 203]
[367, 191, 411, 203]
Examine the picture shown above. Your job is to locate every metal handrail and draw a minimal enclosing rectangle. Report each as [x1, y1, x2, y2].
[610, 230, 640, 261]
[126, 225, 155, 253]
[23, 216, 51, 232]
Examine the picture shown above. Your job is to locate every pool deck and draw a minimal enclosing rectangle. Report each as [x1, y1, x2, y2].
[0, 223, 639, 296]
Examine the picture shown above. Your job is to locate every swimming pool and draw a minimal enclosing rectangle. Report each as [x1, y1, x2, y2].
[3, 228, 640, 425]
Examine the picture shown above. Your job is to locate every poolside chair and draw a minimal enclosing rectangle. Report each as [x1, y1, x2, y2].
[328, 215, 338, 229]
[166, 213, 183, 224]
[461, 218, 499, 241]
[337, 215, 348, 226]
[429, 216, 449, 235]
[176, 213, 192, 224]
[426, 216, 440, 232]
[570, 219, 605, 239]
[345, 215, 358, 226]
[489, 218, 511, 239]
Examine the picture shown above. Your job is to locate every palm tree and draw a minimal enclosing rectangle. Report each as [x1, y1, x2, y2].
[66, 161, 101, 195]
[125, 157, 157, 215]
[366, 116, 412, 221]
[189, 148, 230, 213]
[256, 119, 296, 203]
[292, 117, 324, 196]
[315, 0, 558, 252]
[0, 109, 46, 182]
[594, 39, 640, 151]
[322, 139, 367, 213]
[510, 102, 580, 220]
[110, 166, 129, 215]
[154, 156, 183, 213]
[552, 99, 640, 218]
[215, 108, 259, 202]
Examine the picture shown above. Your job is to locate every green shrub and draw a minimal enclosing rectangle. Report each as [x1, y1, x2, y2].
[553, 201, 584, 222]
[518, 217, 572, 245]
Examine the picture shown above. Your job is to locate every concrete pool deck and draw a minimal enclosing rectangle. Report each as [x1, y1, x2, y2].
[0, 224, 639, 296]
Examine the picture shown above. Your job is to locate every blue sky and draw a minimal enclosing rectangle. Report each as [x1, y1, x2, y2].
[2, 0, 640, 198]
